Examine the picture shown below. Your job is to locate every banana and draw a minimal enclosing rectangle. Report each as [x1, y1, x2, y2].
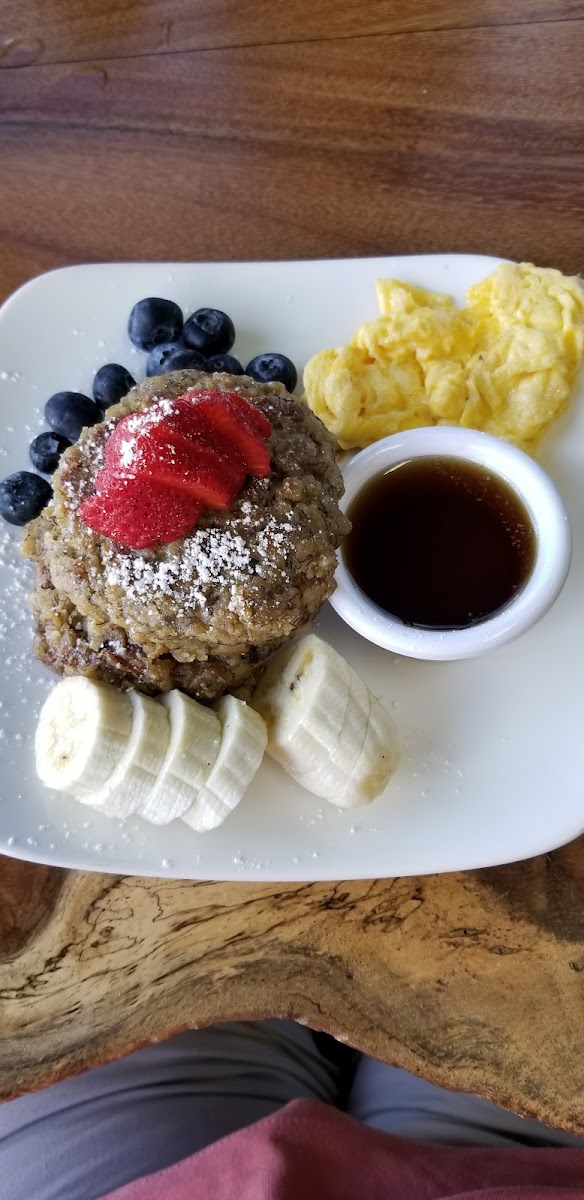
[326, 668, 371, 780]
[182, 695, 267, 832]
[251, 635, 353, 798]
[36, 631, 399, 831]
[138, 690, 221, 825]
[251, 634, 399, 807]
[35, 676, 133, 798]
[81, 690, 170, 819]
[333, 687, 400, 808]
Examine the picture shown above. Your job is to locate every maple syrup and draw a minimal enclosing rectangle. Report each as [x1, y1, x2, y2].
[343, 457, 536, 630]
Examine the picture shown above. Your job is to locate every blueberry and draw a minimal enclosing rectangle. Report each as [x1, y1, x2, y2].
[44, 392, 102, 442]
[146, 341, 182, 376]
[182, 308, 235, 356]
[206, 353, 244, 375]
[245, 352, 298, 392]
[128, 297, 184, 352]
[93, 363, 135, 410]
[146, 344, 207, 377]
[29, 432, 71, 474]
[0, 472, 52, 526]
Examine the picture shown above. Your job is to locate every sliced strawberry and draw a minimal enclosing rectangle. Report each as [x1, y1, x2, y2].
[148, 417, 247, 479]
[104, 396, 270, 479]
[112, 438, 240, 509]
[152, 403, 268, 477]
[79, 476, 201, 550]
[95, 393, 270, 546]
[104, 410, 193, 472]
[173, 393, 270, 477]
[104, 413, 147, 471]
[104, 408, 250, 492]
[178, 388, 271, 440]
[221, 391, 272, 440]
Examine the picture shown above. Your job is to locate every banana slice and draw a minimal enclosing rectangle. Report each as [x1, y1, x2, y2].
[327, 668, 371, 779]
[182, 695, 267, 832]
[35, 676, 133, 798]
[334, 689, 400, 809]
[252, 634, 399, 807]
[83, 690, 170, 819]
[252, 634, 353, 798]
[138, 690, 222, 825]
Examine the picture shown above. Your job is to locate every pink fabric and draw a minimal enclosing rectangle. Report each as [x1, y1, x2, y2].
[104, 1098, 584, 1200]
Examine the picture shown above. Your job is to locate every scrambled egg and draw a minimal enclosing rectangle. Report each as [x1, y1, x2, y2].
[303, 263, 584, 452]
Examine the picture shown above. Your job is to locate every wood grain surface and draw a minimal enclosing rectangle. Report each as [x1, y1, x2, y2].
[0, 0, 583, 1125]
[1, 8, 584, 297]
[0, 847, 583, 1133]
[2, 1, 583, 65]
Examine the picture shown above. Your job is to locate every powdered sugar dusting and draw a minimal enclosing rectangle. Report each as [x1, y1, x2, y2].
[119, 439, 135, 468]
[102, 510, 295, 620]
[0, 528, 34, 647]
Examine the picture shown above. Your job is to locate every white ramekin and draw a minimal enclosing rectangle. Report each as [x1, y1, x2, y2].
[330, 426, 572, 661]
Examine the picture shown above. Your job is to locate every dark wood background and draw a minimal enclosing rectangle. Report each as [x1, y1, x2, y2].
[0, 0, 584, 1125]
[1, 0, 584, 306]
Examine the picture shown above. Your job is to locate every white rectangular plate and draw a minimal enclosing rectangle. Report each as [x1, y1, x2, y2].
[0, 255, 582, 880]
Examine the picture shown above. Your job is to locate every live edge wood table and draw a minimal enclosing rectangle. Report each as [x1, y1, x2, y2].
[1, 0, 584, 1132]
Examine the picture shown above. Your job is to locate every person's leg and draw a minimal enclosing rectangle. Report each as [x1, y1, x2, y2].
[348, 1057, 583, 1148]
[0, 1021, 341, 1200]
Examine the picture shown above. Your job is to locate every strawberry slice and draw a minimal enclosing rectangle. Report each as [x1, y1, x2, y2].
[179, 388, 272, 442]
[223, 391, 272, 440]
[106, 437, 240, 509]
[106, 417, 246, 488]
[105, 396, 270, 479]
[84, 392, 272, 548]
[154, 403, 271, 477]
[174, 392, 271, 476]
[103, 412, 163, 472]
[104, 409, 250, 494]
[79, 476, 201, 550]
[148, 417, 246, 477]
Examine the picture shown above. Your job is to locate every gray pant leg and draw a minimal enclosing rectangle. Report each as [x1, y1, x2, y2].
[349, 1057, 584, 1148]
[0, 1021, 340, 1200]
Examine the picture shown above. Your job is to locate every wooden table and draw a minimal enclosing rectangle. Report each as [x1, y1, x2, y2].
[1, 0, 584, 1130]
